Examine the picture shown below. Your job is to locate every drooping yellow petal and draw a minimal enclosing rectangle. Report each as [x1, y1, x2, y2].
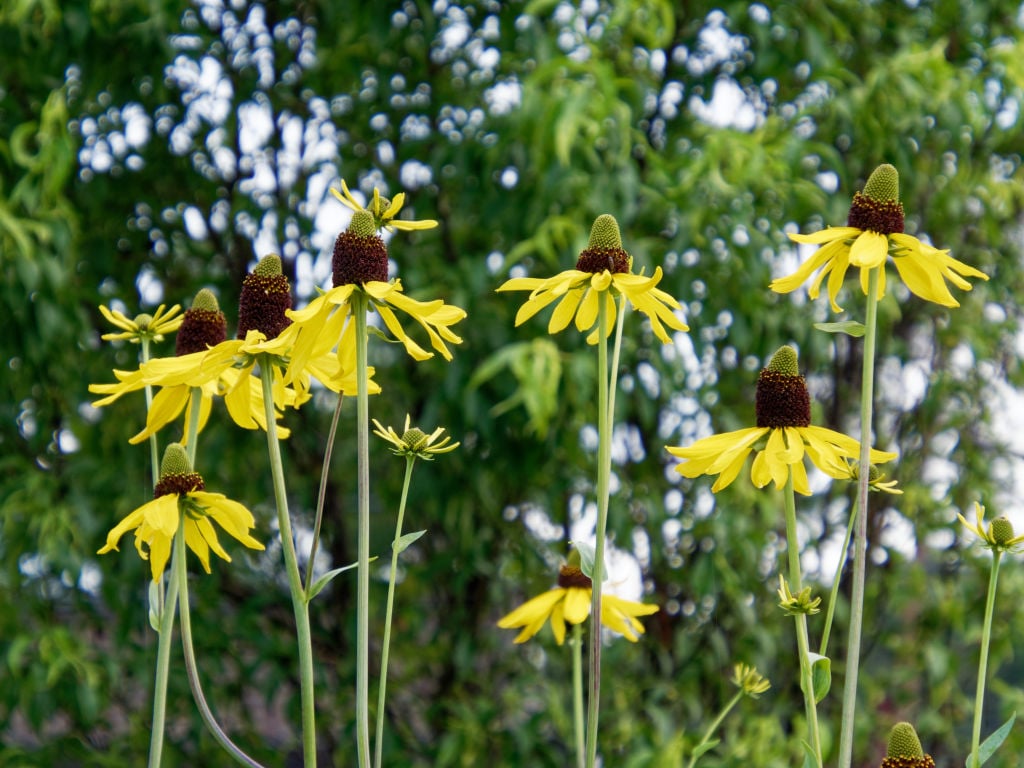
[562, 586, 591, 625]
[788, 226, 860, 245]
[849, 230, 888, 268]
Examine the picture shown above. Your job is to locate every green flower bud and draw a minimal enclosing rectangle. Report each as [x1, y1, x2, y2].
[348, 209, 379, 238]
[766, 345, 799, 376]
[991, 516, 1015, 546]
[864, 163, 899, 203]
[887, 722, 923, 758]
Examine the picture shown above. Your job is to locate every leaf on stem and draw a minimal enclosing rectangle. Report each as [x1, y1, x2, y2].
[966, 711, 1016, 767]
[809, 652, 831, 704]
[308, 559, 375, 602]
[393, 529, 427, 554]
[813, 321, 866, 337]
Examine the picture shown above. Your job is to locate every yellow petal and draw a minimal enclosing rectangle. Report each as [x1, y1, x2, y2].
[788, 226, 860, 245]
[849, 230, 888, 268]
[562, 586, 591, 625]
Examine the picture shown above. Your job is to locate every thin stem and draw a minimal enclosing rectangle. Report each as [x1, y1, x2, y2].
[139, 338, 160, 485]
[185, 386, 202, 469]
[177, 520, 266, 768]
[818, 507, 856, 658]
[373, 455, 416, 768]
[783, 475, 822, 768]
[684, 691, 743, 768]
[353, 293, 372, 768]
[573, 622, 585, 768]
[971, 549, 1003, 768]
[585, 295, 613, 768]
[305, 392, 345, 594]
[259, 359, 317, 768]
[837, 265, 880, 768]
[148, 526, 182, 768]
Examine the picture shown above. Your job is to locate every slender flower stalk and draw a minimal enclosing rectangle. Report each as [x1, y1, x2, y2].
[572, 623, 585, 768]
[353, 293, 372, 768]
[837, 265, 880, 768]
[685, 664, 770, 768]
[374, 455, 414, 768]
[148, 528, 182, 768]
[304, 394, 345, 594]
[685, 687, 743, 768]
[781, 476, 822, 768]
[258, 360, 317, 768]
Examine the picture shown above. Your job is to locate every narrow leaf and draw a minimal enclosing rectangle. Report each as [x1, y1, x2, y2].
[148, 579, 162, 633]
[966, 711, 1016, 767]
[574, 541, 596, 579]
[308, 559, 373, 602]
[813, 321, 866, 337]
[690, 738, 720, 762]
[393, 529, 427, 554]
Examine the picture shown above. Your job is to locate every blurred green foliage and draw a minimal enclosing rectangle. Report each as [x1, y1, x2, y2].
[2, 0, 1024, 765]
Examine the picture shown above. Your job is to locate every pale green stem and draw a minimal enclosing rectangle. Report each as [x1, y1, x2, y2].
[304, 392, 345, 595]
[573, 622, 585, 768]
[971, 549, 1003, 768]
[684, 690, 743, 768]
[837, 266, 880, 768]
[185, 386, 202, 468]
[139, 338, 160, 485]
[353, 293, 372, 768]
[585, 295, 612, 768]
[373, 455, 416, 768]
[148, 525, 182, 768]
[783, 475, 822, 768]
[259, 359, 317, 768]
[176, 520, 266, 767]
[818, 508, 856, 658]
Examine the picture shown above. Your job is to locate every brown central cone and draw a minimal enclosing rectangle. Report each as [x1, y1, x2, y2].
[237, 258, 293, 339]
[333, 231, 389, 286]
[154, 471, 204, 498]
[847, 192, 904, 234]
[176, 309, 227, 356]
[575, 246, 630, 274]
[557, 564, 593, 589]
[755, 369, 811, 428]
[880, 758, 936, 768]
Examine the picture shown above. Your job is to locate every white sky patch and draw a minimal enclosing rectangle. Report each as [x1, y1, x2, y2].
[484, 79, 521, 116]
[689, 77, 761, 131]
[183, 206, 209, 240]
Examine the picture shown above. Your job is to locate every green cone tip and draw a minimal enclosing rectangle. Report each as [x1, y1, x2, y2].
[766, 346, 799, 376]
[254, 255, 283, 277]
[401, 427, 428, 450]
[160, 443, 192, 477]
[863, 164, 899, 203]
[348, 209, 378, 237]
[191, 288, 220, 312]
[991, 516, 1015, 545]
[588, 214, 622, 249]
[887, 722, 924, 758]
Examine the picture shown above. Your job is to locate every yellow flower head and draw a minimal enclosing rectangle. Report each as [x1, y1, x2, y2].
[331, 178, 438, 232]
[771, 164, 987, 311]
[497, 214, 689, 345]
[958, 502, 1024, 552]
[731, 663, 771, 698]
[97, 443, 264, 581]
[372, 414, 459, 460]
[99, 303, 183, 344]
[497, 562, 659, 645]
[667, 346, 897, 495]
[285, 210, 466, 380]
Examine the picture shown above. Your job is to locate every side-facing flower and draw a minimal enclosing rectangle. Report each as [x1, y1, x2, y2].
[958, 502, 1024, 552]
[731, 663, 771, 698]
[777, 574, 821, 616]
[99, 303, 183, 344]
[331, 178, 438, 232]
[372, 414, 459, 460]
[98, 443, 264, 581]
[667, 346, 897, 495]
[497, 562, 658, 645]
[497, 214, 689, 345]
[881, 722, 935, 768]
[286, 210, 466, 383]
[850, 461, 903, 495]
[771, 164, 988, 311]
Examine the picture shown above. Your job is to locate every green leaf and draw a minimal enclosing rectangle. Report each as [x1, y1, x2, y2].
[801, 740, 817, 768]
[393, 529, 427, 554]
[148, 580, 162, 633]
[966, 711, 1016, 767]
[308, 559, 374, 602]
[809, 652, 832, 703]
[689, 738, 720, 763]
[574, 541, 597, 579]
[813, 321, 866, 337]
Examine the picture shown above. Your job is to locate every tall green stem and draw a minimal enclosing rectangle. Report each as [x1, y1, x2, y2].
[818, 509, 856, 658]
[573, 622, 585, 768]
[970, 550, 1002, 768]
[148, 525, 182, 768]
[353, 293, 372, 768]
[684, 690, 743, 768]
[585, 296, 612, 768]
[305, 392, 345, 594]
[259, 359, 317, 768]
[373, 455, 416, 768]
[837, 266, 880, 768]
[139, 338, 160, 485]
[185, 386, 202, 469]
[783, 475, 822, 768]
[176, 521, 266, 767]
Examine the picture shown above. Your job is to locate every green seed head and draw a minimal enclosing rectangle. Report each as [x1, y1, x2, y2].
[191, 288, 220, 312]
[887, 722, 924, 758]
[348, 210, 378, 238]
[133, 313, 154, 329]
[863, 164, 899, 203]
[254, 254, 283, 277]
[766, 346, 799, 376]
[160, 443, 192, 477]
[991, 516, 1015, 545]
[587, 214, 622, 249]
[401, 427, 429, 451]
